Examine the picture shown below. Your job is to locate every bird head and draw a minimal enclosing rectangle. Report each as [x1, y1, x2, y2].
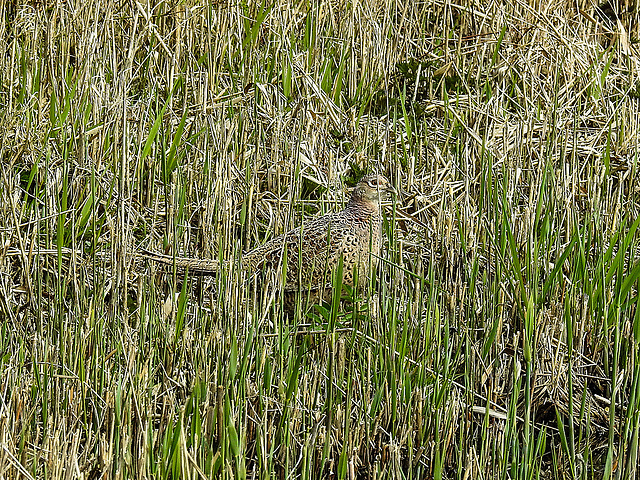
[350, 174, 396, 205]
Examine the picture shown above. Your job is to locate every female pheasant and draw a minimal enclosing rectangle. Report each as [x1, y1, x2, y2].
[142, 174, 395, 302]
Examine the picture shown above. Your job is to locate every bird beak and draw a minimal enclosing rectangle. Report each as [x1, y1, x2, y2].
[383, 184, 399, 203]
[386, 185, 399, 199]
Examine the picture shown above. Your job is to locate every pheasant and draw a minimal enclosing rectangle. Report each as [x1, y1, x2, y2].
[141, 174, 395, 306]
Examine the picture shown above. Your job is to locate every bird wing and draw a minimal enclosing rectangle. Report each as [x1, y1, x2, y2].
[242, 212, 349, 291]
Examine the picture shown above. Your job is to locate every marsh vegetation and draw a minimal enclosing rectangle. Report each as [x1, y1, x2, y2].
[1, 1, 639, 478]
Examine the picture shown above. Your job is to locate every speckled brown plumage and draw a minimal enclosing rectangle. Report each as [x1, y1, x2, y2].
[141, 174, 394, 300]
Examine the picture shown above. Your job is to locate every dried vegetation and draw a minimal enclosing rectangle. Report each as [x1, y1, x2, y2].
[1, 0, 640, 478]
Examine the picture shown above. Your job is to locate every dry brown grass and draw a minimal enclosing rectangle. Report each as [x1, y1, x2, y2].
[1, 0, 639, 478]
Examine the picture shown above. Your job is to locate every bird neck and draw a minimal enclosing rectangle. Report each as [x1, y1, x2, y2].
[346, 196, 380, 218]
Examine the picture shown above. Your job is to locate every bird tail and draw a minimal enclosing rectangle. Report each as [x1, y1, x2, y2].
[139, 248, 221, 275]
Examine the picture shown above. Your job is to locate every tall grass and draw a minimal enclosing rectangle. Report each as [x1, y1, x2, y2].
[1, 1, 639, 478]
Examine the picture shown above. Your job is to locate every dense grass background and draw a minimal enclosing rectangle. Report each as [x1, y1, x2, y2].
[1, 0, 640, 478]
